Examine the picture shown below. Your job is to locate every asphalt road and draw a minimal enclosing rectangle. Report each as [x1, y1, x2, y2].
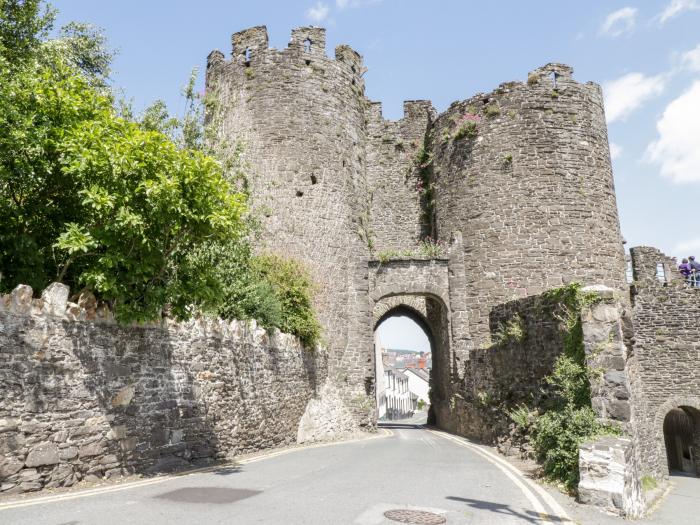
[0, 424, 574, 525]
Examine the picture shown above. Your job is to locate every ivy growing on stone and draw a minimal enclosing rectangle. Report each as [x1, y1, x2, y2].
[509, 283, 620, 491]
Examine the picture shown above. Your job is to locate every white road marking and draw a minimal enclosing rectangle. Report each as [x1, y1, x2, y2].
[428, 429, 573, 523]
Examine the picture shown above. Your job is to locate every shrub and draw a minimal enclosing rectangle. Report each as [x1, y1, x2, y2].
[484, 103, 500, 117]
[453, 120, 478, 140]
[251, 254, 321, 346]
[493, 313, 526, 344]
[509, 283, 618, 490]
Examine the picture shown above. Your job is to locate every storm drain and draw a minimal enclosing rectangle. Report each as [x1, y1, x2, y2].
[383, 509, 446, 524]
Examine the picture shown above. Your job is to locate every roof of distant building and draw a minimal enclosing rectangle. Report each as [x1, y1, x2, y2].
[404, 368, 430, 381]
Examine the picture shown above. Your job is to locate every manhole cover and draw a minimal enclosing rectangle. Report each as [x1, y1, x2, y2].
[383, 509, 446, 524]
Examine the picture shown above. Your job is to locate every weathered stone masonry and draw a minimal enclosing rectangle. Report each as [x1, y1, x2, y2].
[0, 284, 330, 495]
[206, 26, 628, 434]
[3, 25, 696, 514]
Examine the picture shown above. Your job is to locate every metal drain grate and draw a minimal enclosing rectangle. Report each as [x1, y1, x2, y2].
[383, 509, 446, 524]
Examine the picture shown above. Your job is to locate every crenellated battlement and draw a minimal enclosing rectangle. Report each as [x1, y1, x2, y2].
[207, 25, 364, 86]
[231, 25, 269, 62]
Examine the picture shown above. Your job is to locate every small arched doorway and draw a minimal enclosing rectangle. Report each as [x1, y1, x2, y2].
[663, 406, 700, 475]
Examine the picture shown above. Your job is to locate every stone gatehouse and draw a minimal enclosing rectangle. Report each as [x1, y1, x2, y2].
[203, 25, 699, 515]
[205, 24, 627, 430]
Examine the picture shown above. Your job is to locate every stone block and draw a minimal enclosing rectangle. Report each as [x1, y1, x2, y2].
[0, 459, 24, 478]
[59, 446, 78, 460]
[41, 282, 69, 316]
[106, 425, 127, 440]
[607, 400, 630, 421]
[0, 418, 20, 433]
[578, 437, 633, 515]
[111, 385, 135, 407]
[25, 443, 59, 467]
[10, 284, 33, 313]
[78, 440, 106, 458]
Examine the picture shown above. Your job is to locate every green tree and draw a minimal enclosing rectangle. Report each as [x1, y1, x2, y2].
[0, 0, 54, 66]
[0, 41, 246, 321]
[0, 1, 321, 343]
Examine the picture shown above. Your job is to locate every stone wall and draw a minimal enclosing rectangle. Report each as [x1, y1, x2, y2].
[627, 246, 700, 480]
[0, 284, 334, 495]
[438, 291, 568, 443]
[366, 100, 434, 252]
[207, 27, 629, 440]
[574, 248, 700, 517]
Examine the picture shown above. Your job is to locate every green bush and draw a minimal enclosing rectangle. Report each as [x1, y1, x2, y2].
[530, 355, 619, 489]
[453, 120, 478, 140]
[252, 254, 321, 346]
[493, 313, 526, 345]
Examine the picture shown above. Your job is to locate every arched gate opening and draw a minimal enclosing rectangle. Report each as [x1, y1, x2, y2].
[372, 294, 450, 426]
[663, 406, 700, 476]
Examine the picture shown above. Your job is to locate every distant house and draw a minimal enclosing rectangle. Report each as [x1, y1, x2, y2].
[379, 367, 414, 420]
[403, 368, 430, 407]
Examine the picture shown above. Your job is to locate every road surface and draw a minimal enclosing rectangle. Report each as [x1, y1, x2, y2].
[1, 423, 697, 524]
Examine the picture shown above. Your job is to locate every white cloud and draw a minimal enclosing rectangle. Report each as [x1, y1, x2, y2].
[336, 0, 381, 8]
[658, 0, 700, 23]
[600, 7, 637, 37]
[306, 2, 330, 22]
[603, 73, 666, 123]
[680, 43, 700, 71]
[647, 81, 700, 183]
[609, 143, 623, 160]
[675, 238, 700, 254]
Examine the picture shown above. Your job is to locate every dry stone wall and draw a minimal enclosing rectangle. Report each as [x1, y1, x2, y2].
[0, 284, 332, 495]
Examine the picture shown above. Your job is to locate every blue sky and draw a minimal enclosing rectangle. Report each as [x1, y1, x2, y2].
[50, 1, 699, 352]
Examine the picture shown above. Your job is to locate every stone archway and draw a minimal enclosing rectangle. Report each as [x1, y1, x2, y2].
[663, 406, 700, 475]
[367, 258, 454, 427]
[654, 397, 700, 477]
[371, 292, 451, 426]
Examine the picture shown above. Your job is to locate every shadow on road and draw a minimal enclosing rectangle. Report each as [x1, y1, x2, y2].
[446, 496, 566, 524]
[378, 422, 426, 430]
[155, 486, 261, 504]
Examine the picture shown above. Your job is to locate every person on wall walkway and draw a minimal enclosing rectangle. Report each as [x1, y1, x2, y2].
[688, 256, 700, 288]
[679, 258, 692, 284]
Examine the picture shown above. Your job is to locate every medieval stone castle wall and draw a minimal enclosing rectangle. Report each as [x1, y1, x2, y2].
[206, 25, 627, 426]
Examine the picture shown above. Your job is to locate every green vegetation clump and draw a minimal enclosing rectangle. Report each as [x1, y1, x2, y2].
[453, 120, 478, 140]
[641, 475, 657, 492]
[375, 238, 446, 262]
[493, 313, 526, 344]
[509, 283, 619, 491]
[484, 103, 500, 117]
[0, 1, 322, 345]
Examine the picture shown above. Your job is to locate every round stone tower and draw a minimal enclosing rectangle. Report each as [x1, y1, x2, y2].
[430, 63, 627, 346]
[206, 26, 375, 431]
